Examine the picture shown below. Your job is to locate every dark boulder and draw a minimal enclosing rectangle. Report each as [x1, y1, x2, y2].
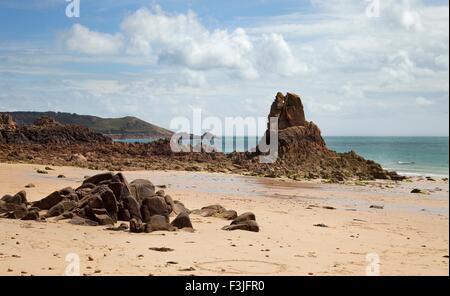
[94, 213, 114, 226]
[0, 201, 27, 214]
[129, 179, 155, 203]
[121, 194, 142, 221]
[231, 212, 256, 225]
[21, 210, 40, 221]
[45, 200, 77, 218]
[1, 203, 28, 219]
[191, 204, 225, 217]
[216, 210, 238, 220]
[172, 200, 190, 215]
[171, 212, 193, 229]
[1, 191, 27, 205]
[140, 196, 171, 222]
[78, 185, 118, 222]
[144, 215, 174, 233]
[69, 215, 99, 226]
[82, 172, 114, 186]
[32, 187, 78, 210]
[108, 182, 130, 202]
[222, 220, 259, 232]
[130, 218, 144, 233]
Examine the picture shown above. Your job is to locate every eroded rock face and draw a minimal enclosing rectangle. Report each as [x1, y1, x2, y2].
[0, 114, 16, 130]
[269, 92, 307, 130]
[252, 91, 404, 181]
[260, 92, 327, 156]
[171, 212, 193, 229]
[0, 92, 405, 182]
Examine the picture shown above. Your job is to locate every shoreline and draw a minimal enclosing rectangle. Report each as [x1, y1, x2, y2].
[0, 162, 448, 276]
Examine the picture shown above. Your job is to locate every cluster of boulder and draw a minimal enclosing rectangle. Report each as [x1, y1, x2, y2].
[191, 205, 259, 232]
[0, 173, 259, 233]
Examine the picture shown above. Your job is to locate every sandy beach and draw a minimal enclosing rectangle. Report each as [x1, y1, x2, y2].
[0, 163, 448, 276]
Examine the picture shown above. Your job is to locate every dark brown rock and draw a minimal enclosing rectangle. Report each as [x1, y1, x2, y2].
[216, 210, 238, 220]
[1, 191, 27, 205]
[269, 92, 307, 130]
[122, 194, 142, 221]
[0, 202, 27, 214]
[223, 220, 259, 232]
[129, 179, 155, 203]
[172, 200, 189, 215]
[32, 187, 77, 210]
[69, 215, 99, 226]
[171, 212, 193, 229]
[130, 218, 144, 233]
[231, 212, 256, 225]
[94, 214, 114, 226]
[21, 210, 40, 221]
[140, 196, 171, 222]
[82, 173, 114, 186]
[191, 204, 226, 217]
[108, 182, 130, 202]
[144, 215, 174, 233]
[45, 200, 77, 218]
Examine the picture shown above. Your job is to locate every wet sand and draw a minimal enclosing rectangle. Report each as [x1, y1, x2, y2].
[0, 163, 448, 276]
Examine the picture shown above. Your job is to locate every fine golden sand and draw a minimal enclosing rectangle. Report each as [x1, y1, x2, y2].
[0, 163, 448, 276]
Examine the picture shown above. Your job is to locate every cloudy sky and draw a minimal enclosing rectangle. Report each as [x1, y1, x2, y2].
[0, 0, 448, 136]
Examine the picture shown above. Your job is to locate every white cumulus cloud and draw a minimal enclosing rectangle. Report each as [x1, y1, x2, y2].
[63, 6, 306, 79]
[63, 24, 124, 55]
[415, 96, 434, 106]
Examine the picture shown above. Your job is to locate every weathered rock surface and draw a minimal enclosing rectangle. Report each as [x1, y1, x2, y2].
[231, 212, 256, 225]
[32, 187, 78, 210]
[1, 95, 405, 182]
[1, 191, 27, 205]
[171, 212, 193, 229]
[223, 220, 260, 232]
[129, 179, 156, 203]
[1, 173, 203, 234]
[223, 211, 259, 232]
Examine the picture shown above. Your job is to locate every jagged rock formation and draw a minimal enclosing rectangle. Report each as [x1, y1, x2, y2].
[249, 92, 404, 181]
[1, 173, 257, 233]
[0, 93, 405, 182]
[270, 92, 308, 129]
[0, 116, 111, 145]
[262, 92, 327, 156]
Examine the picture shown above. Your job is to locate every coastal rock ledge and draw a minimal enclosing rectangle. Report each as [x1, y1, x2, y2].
[0, 92, 404, 182]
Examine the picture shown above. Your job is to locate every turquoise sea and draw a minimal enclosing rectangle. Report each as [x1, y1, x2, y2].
[115, 136, 449, 176]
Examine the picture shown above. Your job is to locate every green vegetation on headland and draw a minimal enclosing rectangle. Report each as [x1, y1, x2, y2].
[6, 111, 173, 139]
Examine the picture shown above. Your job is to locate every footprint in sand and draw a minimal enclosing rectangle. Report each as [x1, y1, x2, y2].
[195, 259, 286, 275]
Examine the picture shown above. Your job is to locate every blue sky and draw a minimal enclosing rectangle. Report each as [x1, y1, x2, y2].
[0, 0, 448, 136]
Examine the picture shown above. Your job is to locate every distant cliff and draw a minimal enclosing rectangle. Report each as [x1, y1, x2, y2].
[5, 112, 173, 139]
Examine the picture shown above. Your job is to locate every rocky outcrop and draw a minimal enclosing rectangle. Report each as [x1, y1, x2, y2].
[269, 92, 307, 129]
[0, 92, 406, 182]
[251, 92, 404, 181]
[1, 173, 200, 233]
[0, 115, 111, 145]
